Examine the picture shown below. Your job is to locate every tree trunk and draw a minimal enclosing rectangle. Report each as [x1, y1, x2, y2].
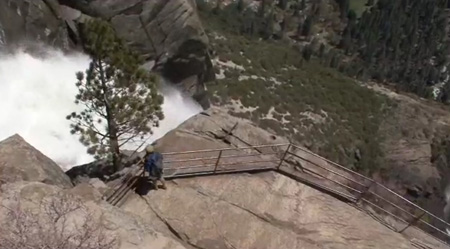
[108, 119, 122, 172]
[98, 60, 122, 172]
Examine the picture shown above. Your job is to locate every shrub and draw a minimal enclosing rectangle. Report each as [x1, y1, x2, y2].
[202, 11, 392, 173]
[0, 192, 117, 249]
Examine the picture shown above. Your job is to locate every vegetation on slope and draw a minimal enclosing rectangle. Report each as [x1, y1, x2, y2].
[199, 4, 393, 173]
[199, 0, 450, 103]
[340, 0, 449, 100]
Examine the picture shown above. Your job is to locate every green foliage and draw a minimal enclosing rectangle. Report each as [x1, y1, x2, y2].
[237, 0, 245, 12]
[341, 0, 449, 100]
[302, 45, 314, 61]
[278, 0, 288, 10]
[202, 12, 392, 173]
[336, 0, 350, 18]
[67, 18, 163, 170]
[349, 0, 372, 16]
[302, 16, 314, 37]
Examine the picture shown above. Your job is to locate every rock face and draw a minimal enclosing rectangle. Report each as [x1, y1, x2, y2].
[155, 106, 286, 153]
[115, 105, 448, 249]
[0, 109, 447, 249]
[0, 134, 72, 188]
[0, 0, 70, 50]
[58, 0, 215, 102]
[0, 134, 186, 248]
[122, 172, 420, 249]
[0, 181, 188, 249]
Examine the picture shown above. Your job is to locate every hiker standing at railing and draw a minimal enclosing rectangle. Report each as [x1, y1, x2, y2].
[144, 145, 167, 190]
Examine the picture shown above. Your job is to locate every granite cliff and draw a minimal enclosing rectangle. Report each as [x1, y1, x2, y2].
[1, 111, 448, 248]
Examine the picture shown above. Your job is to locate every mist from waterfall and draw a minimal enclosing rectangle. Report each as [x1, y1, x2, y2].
[0, 48, 202, 171]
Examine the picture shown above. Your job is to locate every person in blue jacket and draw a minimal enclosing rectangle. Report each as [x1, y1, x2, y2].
[144, 145, 167, 190]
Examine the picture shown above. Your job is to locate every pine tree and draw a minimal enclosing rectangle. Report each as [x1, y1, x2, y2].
[259, 0, 266, 17]
[302, 16, 313, 37]
[263, 12, 275, 39]
[301, 0, 306, 10]
[67, 19, 164, 171]
[212, 1, 221, 15]
[278, 0, 288, 10]
[302, 45, 314, 61]
[337, 0, 349, 19]
[237, 0, 245, 12]
[339, 27, 351, 53]
[318, 43, 326, 58]
[366, 0, 374, 6]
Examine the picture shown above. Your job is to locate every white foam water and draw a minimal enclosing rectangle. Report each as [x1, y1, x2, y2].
[0, 48, 202, 171]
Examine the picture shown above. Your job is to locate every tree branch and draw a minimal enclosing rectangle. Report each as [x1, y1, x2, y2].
[75, 121, 107, 138]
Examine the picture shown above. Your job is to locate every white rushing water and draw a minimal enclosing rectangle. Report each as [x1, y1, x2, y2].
[0, 48, 202, 171]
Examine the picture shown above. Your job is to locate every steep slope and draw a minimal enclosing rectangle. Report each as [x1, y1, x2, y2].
[115, 106, 447, 249]
[198, 2, 450, 224]
[123, 172, 441, 249]
[1, 110, 448, 249]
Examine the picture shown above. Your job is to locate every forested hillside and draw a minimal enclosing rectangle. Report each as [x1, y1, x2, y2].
[196, 0, 450, 218]
[197, 0, 392, 174]
[340, 0, 450, 100]
[198, 0, 450, 102]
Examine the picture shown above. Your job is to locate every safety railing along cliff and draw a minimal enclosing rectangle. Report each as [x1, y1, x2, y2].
[103, 143, 450, 247]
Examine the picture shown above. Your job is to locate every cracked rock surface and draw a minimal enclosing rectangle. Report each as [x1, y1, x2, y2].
[0, 181, 188, 249]
[122, 172, 416, 249]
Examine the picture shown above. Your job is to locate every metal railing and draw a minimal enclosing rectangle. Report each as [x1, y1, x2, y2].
[103, 142, 450, 246]
[280, 144, 450, 246]
[102, 143, 285, 204]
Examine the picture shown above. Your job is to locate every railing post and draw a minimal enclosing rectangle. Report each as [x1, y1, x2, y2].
[399, 211, 426, 233]
[356, 180, 375, 203]
[213, 150, 223, 173]
[277, 144, 291, 170]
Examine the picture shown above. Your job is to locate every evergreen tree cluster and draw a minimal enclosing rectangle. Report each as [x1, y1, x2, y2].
[340, 0, 450, 99]
[197, 0, 317, 40]
[198, 0, 450, 102]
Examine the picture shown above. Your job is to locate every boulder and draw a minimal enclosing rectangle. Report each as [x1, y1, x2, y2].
[0, 134, 73, 188]
[0, 0, 70, 50]
[154, 106, 287, 153]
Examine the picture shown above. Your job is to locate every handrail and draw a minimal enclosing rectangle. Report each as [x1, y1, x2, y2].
[161, 143, 290, 156]
[286, 151, 367, 188]
[290, 144, 373, 182]
[283, 144, 450, 245]
[103, 142, 450, 246]
[375, 182, 450, 227]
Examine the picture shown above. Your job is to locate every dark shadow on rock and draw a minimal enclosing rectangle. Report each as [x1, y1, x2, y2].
[162, 39, 211, 83]
[161, 39, 215, 109]
[133, 176, 154, 196]
[66, 153, 144, 184]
